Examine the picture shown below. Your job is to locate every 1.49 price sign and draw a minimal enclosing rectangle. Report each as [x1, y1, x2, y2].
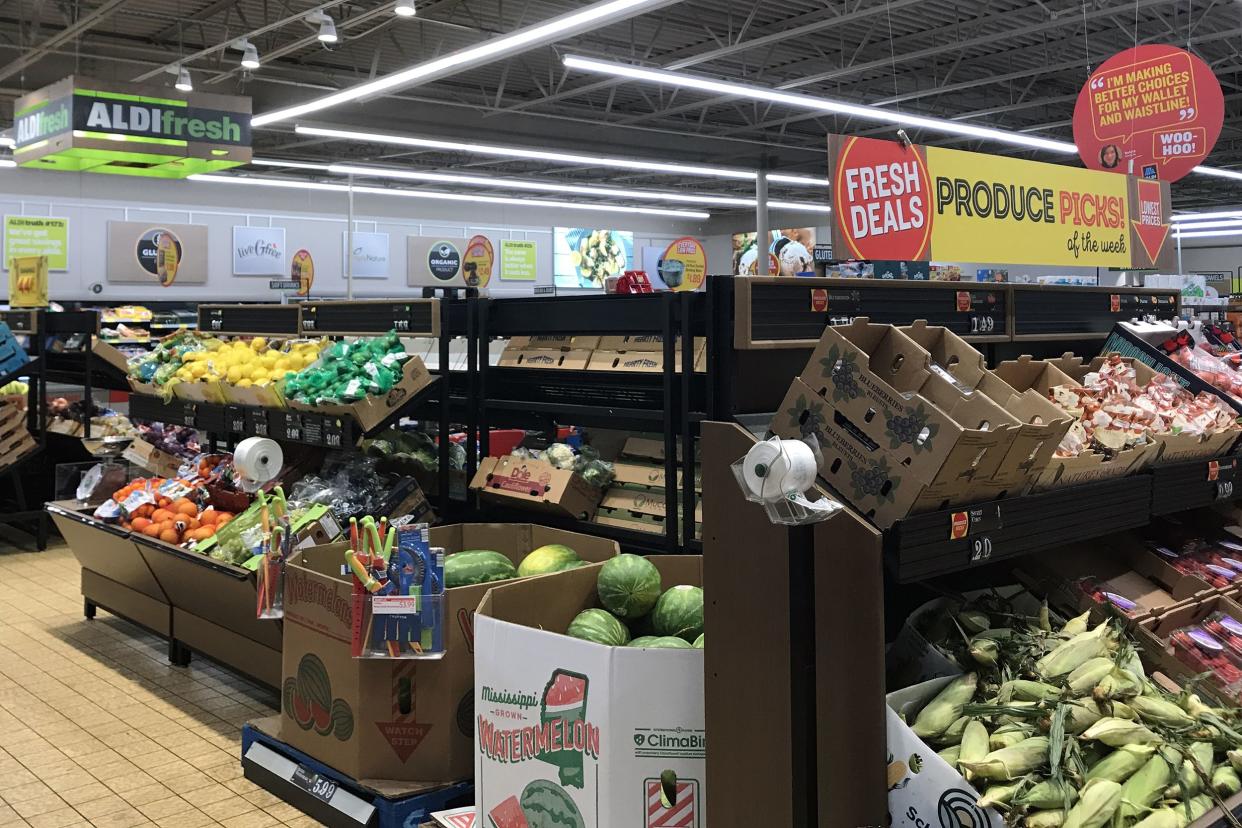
[1073, 44, 1224, 183]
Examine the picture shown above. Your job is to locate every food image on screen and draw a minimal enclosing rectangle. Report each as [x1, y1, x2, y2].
[554, 228, 633, 288]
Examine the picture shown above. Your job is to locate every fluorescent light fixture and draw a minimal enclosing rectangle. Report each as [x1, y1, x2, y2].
[0, 134, 14, 149]
[328, 162, 829, 211]
[1171, 210, 1242, 223]
[394, 0, 416, 16]
[1192, 166, 1242, 181]
[253, 0, 679, 127]
[252, 158, 333, 170]
[173, 66, 193, 92]
[189, 174, 711, 218]
[1174, 228, 1242, 239]
[0, 159, 15, 168]
[308, 11, 337, 43]
[232, 39, 261, 70]
[562, 55, 1080, 155]
[297, 125, 755, 179]
[767, 173, 829, 187]
[1170, 219, 1242, 231]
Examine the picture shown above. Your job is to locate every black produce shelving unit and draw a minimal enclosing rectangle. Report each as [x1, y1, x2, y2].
[128, 393, 362, 450]
[1150, 456, 1242, 516]
[1010, 284, 1179, 340]
[474, 291, 706, 554]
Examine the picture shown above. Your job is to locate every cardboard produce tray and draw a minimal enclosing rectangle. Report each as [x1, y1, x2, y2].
[884, 474, 1153, 582]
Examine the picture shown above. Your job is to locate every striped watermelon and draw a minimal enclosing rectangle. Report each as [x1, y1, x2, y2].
[518, 544, 581, 577]
[652, 585, 704, 642]
[444, 549, 517, 588]
[566, 608, 629, 646]
[694, 633, 705, 649]
[596, 554, 661, 619]
[638, 636, 693, 649]
[520, 779, 585, 828]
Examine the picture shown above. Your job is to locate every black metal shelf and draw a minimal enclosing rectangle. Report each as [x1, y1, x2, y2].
[1010, 285, 1178, 337]
[129, 393, 358, 449]
[1150, 455, 1241, 515]
[44, 351, 131, 391]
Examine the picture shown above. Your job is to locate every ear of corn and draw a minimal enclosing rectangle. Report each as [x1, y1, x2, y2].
[959, 736, 1051, 781]
[1110, 701, 1137, 721]
[1211, 764, 1240, 797]
[976, 782, 1020, 808]
[1018, 779, 1079, 809]
[1116, 754, 1173, 822]
[959, 610, 991, 635]
[1036, 624, 1112, 680]
[992, 725, 1036, 751]
[1185, 794, 1213, 821]
[1129, 696, 1196, 729]
[1084, 745, 1157, 783]
[1092, 667, 1143, 701]
[1063, 700, 1106, 735]
[1183, 694, 1214, 720]
[1080, 718, 1162, 747]
[970, 638, 999, 667]
[912, 673, 978, 739]
[1026, 809, 1066, 828]
[1131, 808, 1188, 828]
[938, 715, 970, 746]
[937, 744, 961, 766]
[1062, 778, 1122, 828]
[1061, 611, 1091, 638]
[1067, 658, 1116, 695]
[1000, 679, 1063, 704]
[959, 719, 989, 780]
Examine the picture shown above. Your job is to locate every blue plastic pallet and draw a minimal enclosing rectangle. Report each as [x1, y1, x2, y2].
[241, 719, 473, 828]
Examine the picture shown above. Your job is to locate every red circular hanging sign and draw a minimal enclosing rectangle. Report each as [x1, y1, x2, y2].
[1072, 44, 1224, 183]
[831, 136, 932, 261]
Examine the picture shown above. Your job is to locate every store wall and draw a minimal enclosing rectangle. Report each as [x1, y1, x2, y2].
[1181, 244, 1242, 278]
[0, 168, 712, 302]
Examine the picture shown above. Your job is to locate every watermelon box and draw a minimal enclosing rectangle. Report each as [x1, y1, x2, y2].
[279, 524, 618, 786]
[474, 556, 705, 828]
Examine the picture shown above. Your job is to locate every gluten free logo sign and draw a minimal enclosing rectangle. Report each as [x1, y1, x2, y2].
[833, 136, 932, 260]
[136, 227, 182, 287]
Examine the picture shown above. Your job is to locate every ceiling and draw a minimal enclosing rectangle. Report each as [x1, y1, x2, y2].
[1, 0, 1240, 211]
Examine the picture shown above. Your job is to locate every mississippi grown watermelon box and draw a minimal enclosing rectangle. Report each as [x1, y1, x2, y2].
[474, 556, 705, 828]
[280, 523, 618, 785]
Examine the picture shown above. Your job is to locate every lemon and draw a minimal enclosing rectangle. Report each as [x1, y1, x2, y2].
[226, 365, 245, 384]
[236, 378, 254, 388]
[252, 337, 268, 352]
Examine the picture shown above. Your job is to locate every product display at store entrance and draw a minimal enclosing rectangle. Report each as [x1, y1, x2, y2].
[1, 2, 1240, 826]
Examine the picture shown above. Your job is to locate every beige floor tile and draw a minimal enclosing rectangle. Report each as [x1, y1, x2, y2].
[153, 812, 216, 828]
[219, 811, 282, 828]
[51, 781, 111, 807]
[84, 806, 153, 828]
[258, 803, 302, 822]
[1, 782, 53, 806]
[279, 816, 326, 828]
[134, 797, 193, 821]
[199, 796, 255, 822]
[24, 807, 81, 828]
[179, 786, 235, 809]
[10, 798, 69, 821]
[239, 790, 281, 809]
[70, 794, 132, 822]
[116, 784, 173, 808]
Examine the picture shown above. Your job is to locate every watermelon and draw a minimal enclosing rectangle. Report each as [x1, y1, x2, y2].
[652, 585, 705, 642]
[445, 549, 517, 588]
[596, 554, 661, 619]
[518, 544, 581, 577]
[566, 608, 629, 646]
[489, 796, 531, 828]
[330, 698, 354, 741]
[627, 636, 660, 647]
[520, 779, 585, 828]
[636, 635, 692, 649]
[694, 633, 705, 649]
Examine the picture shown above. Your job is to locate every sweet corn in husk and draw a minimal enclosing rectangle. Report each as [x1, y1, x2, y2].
[1111, 701, 1137, 721]
[992, 724, 1036, 750]
[999, 680, 1062, 703]
[1084, 745, 1157, 783]
[1129, 696, 1196, 728]
[1093, 667, 1143, 700]
[976, 782, 1020, 809]
[960, 719, 989, 779]
[937, 744, 961, 765]
[1036, 624, 1112, 679]
[1062, 779, 1122, 828]
[939, 715, 970, 745]
[1064, 700, 1107, 735]
[1067, 658, 1116, 695]
[958, 736, 1050, 781]
[1116, 754, 1172, 822]
[912, 673, 978, 739]
[1025, 810, 1065, 828]
[959, 609, 991, 635]
[1227, 749, 1242, 773]
[1211, 764, 1240, 797]
[1185, 794, 1213, 821]
[1180, 742, 1214, 797]
[970, 637, 1000, 667]
[1080, 717, 1162, 747]
[1017, 779, 1078, 809]
[1131, 808, 1188, 828]
[1061, 610, 1091, 638]
[1183, 694, 1214, 720]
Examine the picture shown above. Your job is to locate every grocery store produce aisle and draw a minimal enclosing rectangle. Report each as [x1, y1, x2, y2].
[0, 542, 317, 828]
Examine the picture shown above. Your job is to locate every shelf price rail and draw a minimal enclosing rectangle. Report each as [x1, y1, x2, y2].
[473, 292, 706, 554]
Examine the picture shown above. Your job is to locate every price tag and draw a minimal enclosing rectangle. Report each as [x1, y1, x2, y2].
[969, 315, 996, 334]
[246, 408, 269, 438]
[323, 418, 345, 449]
[226, 406, 246, 434]
[810, 289, 828, 313]
[274, 412, 303, 442]
[1217, 481, 1236, 500]
[301, 415, 324, 446]
[302, 317, 317, 332]
[179, 403, 196, 427]
[291, 765, 338, 804]
[969, 536, 995, 564]
[948, 504, 1003, 539]
[1110, 294, 1121, 313]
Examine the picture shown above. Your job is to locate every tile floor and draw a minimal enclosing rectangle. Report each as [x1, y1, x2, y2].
[0, 540, 323, 827]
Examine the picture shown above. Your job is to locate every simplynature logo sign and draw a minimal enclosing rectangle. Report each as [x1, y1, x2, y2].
[828, 134, 1173, 270]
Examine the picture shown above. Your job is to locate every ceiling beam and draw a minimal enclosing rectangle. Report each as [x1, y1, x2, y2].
[0, 0, 129, 83]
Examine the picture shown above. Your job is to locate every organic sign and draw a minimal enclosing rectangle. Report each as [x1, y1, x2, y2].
[827, 134, 1174, 270]
[4, 216, 68, 270]
[1073, 45, 1224, 182]
[427, 240, 462, 282]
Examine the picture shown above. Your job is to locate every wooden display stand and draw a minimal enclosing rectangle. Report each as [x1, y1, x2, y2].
[701, 422, 887, 826]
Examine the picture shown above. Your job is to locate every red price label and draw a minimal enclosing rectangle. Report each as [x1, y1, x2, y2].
[810, 288, 828, 312]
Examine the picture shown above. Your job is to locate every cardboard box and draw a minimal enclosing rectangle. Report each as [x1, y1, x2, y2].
[586, 349, 704, 373]
[122, 439, 186, 479]
[599, 486, 702, 524]
[994, 355, 1156, 489]
[474, 556, 705, 828]
[886, 677, 1004, 828]
[91, 338, 132, 373]
[797, 320, 1016, 496]
[173, 378, 229, 405]
[507, 335, 601, 351]
[280, 524, 618, 784]
[611, 460, 700, 491]
[470, 455, 603, 520]
[1134, 594, 1242, 706]
[497, 348, 592, 370]
[224, 380, 286, 409]
[621, 436, 685, 463]
[596, 335, 705, 353]
[288, 356, 435, 433]
[772, 378, 1004, 528]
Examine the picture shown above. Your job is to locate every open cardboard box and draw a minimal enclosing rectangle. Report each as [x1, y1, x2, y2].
[122, 439, 186, 479]
[474, 556, 704, 828]
[287, 356, 435, 433]
[1134, 593, 1242, 706]
[497, 348, 592, 370]
[587, 349, 705, 373]
[281, 524, 618, 785]
[611, 459, 700, 491]
[470, 455, 603, 520]
[507, 335, 601, 351]
[797, 319, 1017, 502]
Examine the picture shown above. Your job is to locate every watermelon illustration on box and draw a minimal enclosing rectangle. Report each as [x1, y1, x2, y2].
[474, 556, 706, 828]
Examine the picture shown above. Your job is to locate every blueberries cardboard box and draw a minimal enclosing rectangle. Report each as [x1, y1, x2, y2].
[473, 556, 704, 828]
[280, 524, 618, 783]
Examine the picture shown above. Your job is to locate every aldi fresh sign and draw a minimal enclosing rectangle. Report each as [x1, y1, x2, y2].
[13, 75, 251, 177]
